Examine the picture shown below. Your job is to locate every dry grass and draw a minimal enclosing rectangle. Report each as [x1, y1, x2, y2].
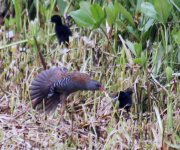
[0, 13, 179, 150]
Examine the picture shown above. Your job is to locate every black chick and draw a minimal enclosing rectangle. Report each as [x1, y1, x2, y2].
[51, 15, 72, 46]
[112, 88, 133, 112]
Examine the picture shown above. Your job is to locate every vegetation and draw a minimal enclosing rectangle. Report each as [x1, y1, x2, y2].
[0, 0, 179, 149]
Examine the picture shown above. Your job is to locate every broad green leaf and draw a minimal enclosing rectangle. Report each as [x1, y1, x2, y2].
[79, 1, 91, 15]
[141, 2, 157, 19]
[153, 0, 172, 23]
[69, 2, 105, 29]
[105, 3, 116, 26]
[90, 4, 104, 21]
[173, 0, 180, 8]
[69, 1, 94, 27]
[165, 66, 173, 82]
[143, 19, 155, 32]
[90, 4, 105, 29]
[69, 9, 94, 27]
[105, 2, 119, 26]
[116, 2, 135, 27]
[57, 0, 67, 15]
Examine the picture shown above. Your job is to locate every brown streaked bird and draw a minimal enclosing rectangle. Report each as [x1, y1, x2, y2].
[30, 67, 104, 113]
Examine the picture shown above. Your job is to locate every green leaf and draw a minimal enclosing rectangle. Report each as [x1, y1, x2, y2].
[105, 2, 119, 26]
[12, 0, 22, 32]
[69, 1, 105, 29]
[141, 0, 172, 23]
[116, 19, 127, 31]
[79, 1, 91, 14]
[116, 2, 135, 27]
[127, 26, 140, 40]
[134, 43, 142, 57]
[153, 0, 172, 23]
[69, 1, 93, 27]
[57, 0, 67, 15]
[140, 52, 147, 68]
[142, 19, 155, 32]
[165, 66, 173, 82]
[126, 40, 136, 55]
[5, 18, 16, 27]
[172, 30, 180, 45]
[167, 98, 173, 129]
[133, 58, 143, 65]
[133, 52, 147, 67]
[152, 44, 164, 75]
[69, 9, 94, 27]
[141, 2, 157, 19]
[90, 4, 105, 29]
[173, 0, 180, 8]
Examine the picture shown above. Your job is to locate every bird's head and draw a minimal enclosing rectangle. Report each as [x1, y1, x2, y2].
[85, 80, 105, 91]
[51, 15, 62, 25]
[70, 73, 105, 92]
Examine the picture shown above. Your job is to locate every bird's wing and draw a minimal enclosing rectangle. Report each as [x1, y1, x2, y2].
[66, 26, 72, 36]
[56, 26, 72, 37]
[30, 67, 68, 108]
[61, 25, 71, 35]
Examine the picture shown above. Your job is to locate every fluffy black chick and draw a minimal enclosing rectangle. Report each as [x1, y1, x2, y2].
[51, 15, 72, 47]
[112, 88, 133, 112]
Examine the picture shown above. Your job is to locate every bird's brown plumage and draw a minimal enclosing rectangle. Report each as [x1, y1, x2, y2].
[71, 73, 91, 84]
[30, 67, 103, 113]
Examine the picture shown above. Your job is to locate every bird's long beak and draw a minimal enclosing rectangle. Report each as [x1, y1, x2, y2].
[99, 86, 106, 92]
[99, 86, 109, 97]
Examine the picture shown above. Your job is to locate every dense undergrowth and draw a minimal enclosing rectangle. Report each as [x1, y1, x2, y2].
[0, 0, 179, 149]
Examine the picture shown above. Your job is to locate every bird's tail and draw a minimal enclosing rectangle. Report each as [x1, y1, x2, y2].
[30, 68, 65, 113]
[32, 94, 61, 114]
